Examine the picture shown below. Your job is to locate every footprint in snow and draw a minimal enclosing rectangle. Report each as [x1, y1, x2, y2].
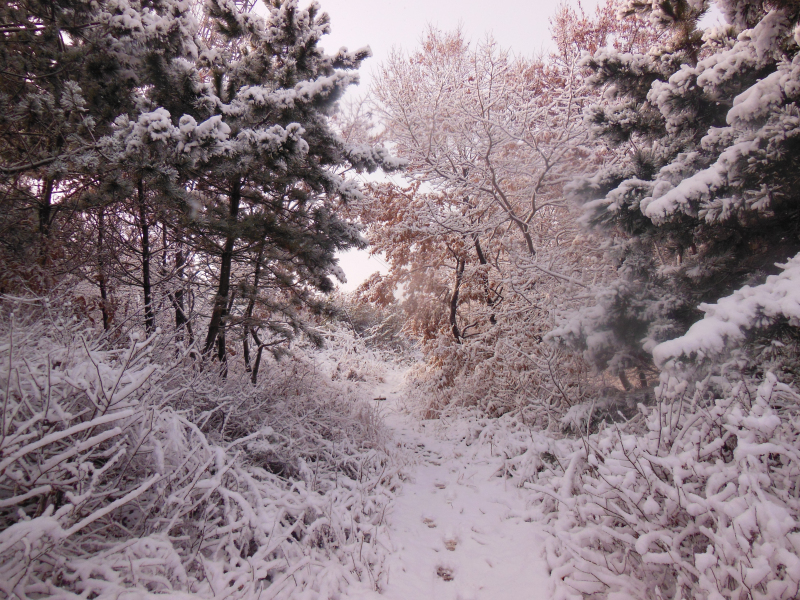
[436, 565, 455, 581]
[422, 516, 437, 528]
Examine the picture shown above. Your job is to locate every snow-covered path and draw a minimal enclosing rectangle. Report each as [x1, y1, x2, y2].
[347, 367, 552, 600]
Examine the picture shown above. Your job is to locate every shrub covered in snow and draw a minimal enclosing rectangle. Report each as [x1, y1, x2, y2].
[0, 295, 401, 599]
[519, 0, 800, 595]
[524, 370, 800, 600]
[424, 365, 800, 599]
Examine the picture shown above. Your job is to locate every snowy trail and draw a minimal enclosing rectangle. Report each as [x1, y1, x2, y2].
[347, 367, 552, 600]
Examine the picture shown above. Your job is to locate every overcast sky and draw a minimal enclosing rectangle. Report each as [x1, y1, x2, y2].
[319, 0, 599, 81]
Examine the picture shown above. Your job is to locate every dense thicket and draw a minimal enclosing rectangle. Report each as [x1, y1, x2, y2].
[0, 0, 399, 372]
[540, 0, 800, 598]
[0, 295, 399, 599]
[0, 1, 404, 598]
[8, 0, 800, 597]
[356, 3, 663, 419]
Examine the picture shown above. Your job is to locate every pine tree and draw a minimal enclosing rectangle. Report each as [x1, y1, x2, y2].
[190, 0, 401, 367]
[541, 4, 800, 596]
[0, 0, 200, 293]
[1, 0, 108, 278]
[550, 0, 800, 381]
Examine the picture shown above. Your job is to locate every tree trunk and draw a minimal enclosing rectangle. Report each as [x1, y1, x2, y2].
[250, 328, 281, 386]
[450, 257, 465, 343]
[217, 287, 237, 377]
[473, 233, 496, 324]
[637, 369, 648, 388]
[521, 228, 535, 256]
[217, 329, 228, 378]
[619, 370, 632, 391]
[137, 178, 155, 335]
[161, 226, 194, 345]
[98, 208, 111, 331]
[243, 334, 251, 373]
[38, 178, 54, 264]
[204, 179, 242, 357]
[38, 178, 54, 238]
[243, 241, 265, 374]
[251, 329, 265, 385]
[173, 248, 189, 332]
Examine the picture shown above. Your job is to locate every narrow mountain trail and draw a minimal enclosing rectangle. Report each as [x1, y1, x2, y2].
[346, 366, 553, 600]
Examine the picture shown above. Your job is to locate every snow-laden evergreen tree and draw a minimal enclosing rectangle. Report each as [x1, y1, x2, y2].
[189, 0, 401, 366]
[0, 0, 200, 279]
[89, 0, 203, 334]
[551, 0, 800, 384]
[537, 3, 800, 598]
[0, 3, 406, 598]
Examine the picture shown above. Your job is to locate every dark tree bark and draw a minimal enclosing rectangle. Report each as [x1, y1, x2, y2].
[38, 178, 54, 239]
[137, 178, 155, 335]
[251, 329, 265, 385]
[162, 226, 193, 344]
[243, 333, 251, 372]
[217, 328, 227, 377]
[204, 179, 242, 358]
[242, 241, 265, 374]
[619, 371, 632, 391]
[249, 328, 282, 385]
[473, 233, 488, 266]
[216, 287, 237, 376]
[173, 247, 194, 344]
[473, 233, 497, 324]
[450, 256, 465, 343]
[38, 178, 55, 265]
[97, 208, 111, 331]
[637, 369, 648, 388]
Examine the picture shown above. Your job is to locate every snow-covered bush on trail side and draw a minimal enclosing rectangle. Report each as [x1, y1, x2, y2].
[417, 254, 800, 599]
[519, 0, 800, 595]
[405, 313, 598, 424]
[525, 371, 800, 600]
[332, 295, 413, 356]
[427, 366, 800, 599]
[520, 257, 800, 599]
[0, 295, 401, 599]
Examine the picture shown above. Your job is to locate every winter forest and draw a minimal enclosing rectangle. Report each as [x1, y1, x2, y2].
[3, 0, 800, 598]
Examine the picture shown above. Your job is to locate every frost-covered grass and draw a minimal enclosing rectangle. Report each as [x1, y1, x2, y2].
[0, 295, 404, 600]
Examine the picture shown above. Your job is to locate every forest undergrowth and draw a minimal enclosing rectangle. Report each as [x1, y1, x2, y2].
[0, 293, 408, 600]
[414, 369, 800, 600]
[6, 0, 800, 597]
[354, 0, 800, 596]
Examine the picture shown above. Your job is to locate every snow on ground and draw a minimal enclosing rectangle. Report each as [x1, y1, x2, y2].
[346, 365, 553, 600]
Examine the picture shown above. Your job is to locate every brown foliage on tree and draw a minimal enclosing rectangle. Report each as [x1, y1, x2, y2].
[353, 0, 662, 418]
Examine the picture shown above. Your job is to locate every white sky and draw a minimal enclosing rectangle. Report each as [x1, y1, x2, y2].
[318, 0, 599, 84]
[323, 0, 602, 292]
